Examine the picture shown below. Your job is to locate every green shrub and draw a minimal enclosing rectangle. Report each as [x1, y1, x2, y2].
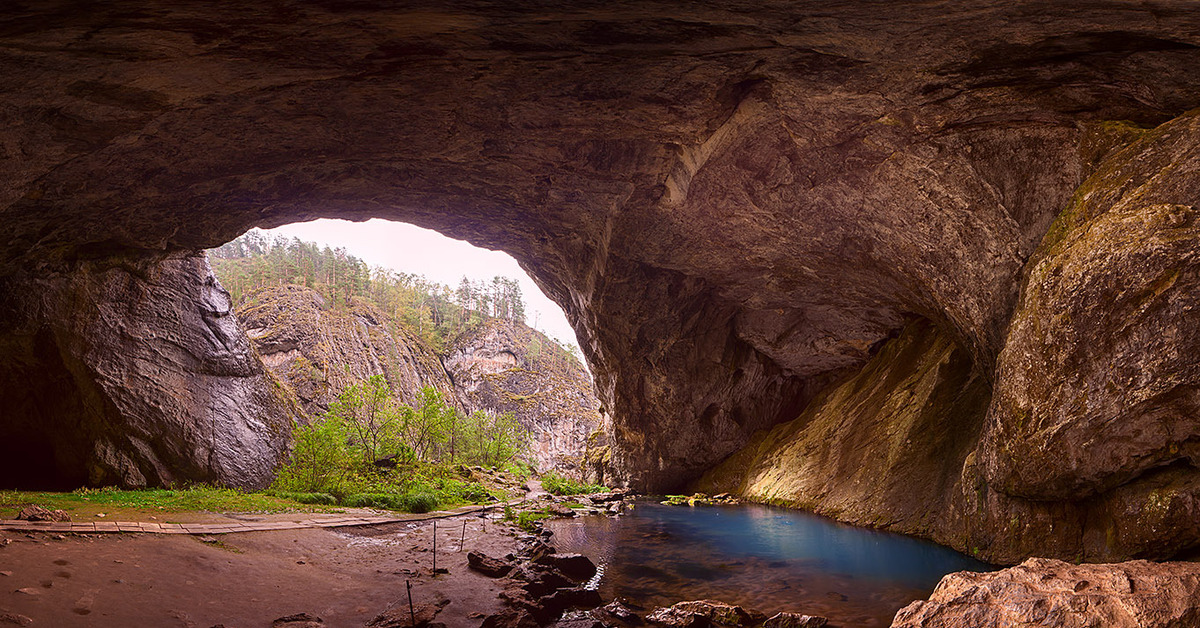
[517, 510, 549, 532]
[542, 472, 607, 496]
[398, 492, 438, 513]
[342, 493, 396, 509]
[273, 417, 350, 494]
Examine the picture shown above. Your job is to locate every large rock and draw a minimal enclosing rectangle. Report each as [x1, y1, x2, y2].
[981, 112, 1200, 503]
[0, 255, 293, 488]
[235, 284, 457, 415]
[694, 112, 1200, 564]
[892, 558, 1200, 628]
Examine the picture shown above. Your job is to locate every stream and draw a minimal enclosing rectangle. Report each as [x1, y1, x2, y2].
[545, 501, 994, 627]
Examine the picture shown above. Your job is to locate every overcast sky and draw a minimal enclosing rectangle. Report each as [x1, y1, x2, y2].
[261, 219, 579, 346]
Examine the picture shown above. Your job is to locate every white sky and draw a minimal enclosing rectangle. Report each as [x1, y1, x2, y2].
[262, 219, 579, 347]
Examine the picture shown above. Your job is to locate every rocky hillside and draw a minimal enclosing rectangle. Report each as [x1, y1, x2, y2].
[228, 281, 600, 473]
[447, 319, 602, 473]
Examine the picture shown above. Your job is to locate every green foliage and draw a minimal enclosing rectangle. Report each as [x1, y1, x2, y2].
[542, 472, 607, 496]
[330, 374, 405, 464]
[271, 491, 338, 506]
[272, 416, 350, 494]
[209, 230, 528, 351]
[0, 486, 334, 517]
[342, 492, 437, 512]
[517, 510, 550, 531]
[399, 492, 439, 514]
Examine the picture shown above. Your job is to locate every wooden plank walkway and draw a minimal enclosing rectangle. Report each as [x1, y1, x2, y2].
[0, 502, 504, 535]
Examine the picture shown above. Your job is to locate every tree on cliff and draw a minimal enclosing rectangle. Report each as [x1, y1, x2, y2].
[328, 374, 403, 464]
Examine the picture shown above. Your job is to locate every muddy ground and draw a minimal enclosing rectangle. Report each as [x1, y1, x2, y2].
[0, 511, 521, 627]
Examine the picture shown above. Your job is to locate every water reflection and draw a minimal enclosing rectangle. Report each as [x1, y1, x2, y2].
[546, 502, 994, 627]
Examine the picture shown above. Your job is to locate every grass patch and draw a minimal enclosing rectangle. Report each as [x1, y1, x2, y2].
[541, 472, 607, 496]
[0, 486, 337, 519]
[516, 510, 550, 532]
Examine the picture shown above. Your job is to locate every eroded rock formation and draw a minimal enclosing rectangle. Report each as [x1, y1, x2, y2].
[893, 558, 1200, 628]
[234, 283, 601, 472]
[2, 1, 1200, 564]
[236, 284, 457, 414]
[0, 255, 292, 489]
[447, 319, 602, 472]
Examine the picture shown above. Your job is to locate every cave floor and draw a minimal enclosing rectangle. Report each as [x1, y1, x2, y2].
[0, 512, 518, 627]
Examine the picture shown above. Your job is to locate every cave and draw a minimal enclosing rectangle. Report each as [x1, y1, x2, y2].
[3, 0, 1200, 566]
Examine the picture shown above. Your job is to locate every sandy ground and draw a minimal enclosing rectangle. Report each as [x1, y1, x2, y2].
[0, 512, 522, 627]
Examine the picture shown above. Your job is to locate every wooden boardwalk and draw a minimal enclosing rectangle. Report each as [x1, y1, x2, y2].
[0, 502, 500, 535]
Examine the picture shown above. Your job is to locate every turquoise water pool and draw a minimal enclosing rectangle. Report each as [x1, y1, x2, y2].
[546, 502, 994, 627]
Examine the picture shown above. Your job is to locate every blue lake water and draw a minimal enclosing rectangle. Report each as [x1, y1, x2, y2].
[546, 502, 994, 627]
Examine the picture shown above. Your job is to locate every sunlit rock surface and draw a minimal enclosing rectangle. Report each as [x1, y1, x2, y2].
[892, 558, 1200, 628]
[2, 1, 1200, 564]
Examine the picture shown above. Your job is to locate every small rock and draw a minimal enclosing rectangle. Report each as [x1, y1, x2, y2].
[16, 506, 69, 522]
[647, 600, 761, 628]
[598, 600, 641, 622]
[763, 612, 827, 628]
[0, 612, 34, 626]
[0, 571, 12, 577]
[544, 587, 604, 613]
[534, 553, 597, 582]
[0, 539, 9, 548]
[368, 595, 449, 627]
[14, 588, 40, 596]
[547, 504, 577, 518]
[272, 612, 324, 627]
[469, 550, 515, 577]
[51, 535, 65, 541]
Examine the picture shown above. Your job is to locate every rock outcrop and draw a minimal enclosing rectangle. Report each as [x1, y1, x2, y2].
[694, 111, 1200, 564]
[230, 283, 601, 472]
[892, 558, 1200, 628]
[0, 255, 292, 489]
[2, 0, 1200, 564]
[447, 320, 602, 472]
[235, 284, 457, 415]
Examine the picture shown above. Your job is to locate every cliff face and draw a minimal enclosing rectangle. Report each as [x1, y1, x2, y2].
[0, 255, 293, 489]
[232, 283, 600, 472]
[446, 319, 602, 473]
[235, 284, 457, 415]
[2, 1, 1200, 563]
[695, 112, 1200, 564]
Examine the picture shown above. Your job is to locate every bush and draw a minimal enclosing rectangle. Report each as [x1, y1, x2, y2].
[273, 417, 349, 494]
[398, 492, 438, 513]
[542, 472, 607, 496]
[342, 493, 397, 509]
[517, 510, 549, 532]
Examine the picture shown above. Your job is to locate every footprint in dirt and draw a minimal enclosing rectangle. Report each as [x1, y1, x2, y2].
[74, 589, 98, 616]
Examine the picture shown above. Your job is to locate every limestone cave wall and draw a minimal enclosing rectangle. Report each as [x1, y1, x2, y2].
[2, 1, 1200, 561]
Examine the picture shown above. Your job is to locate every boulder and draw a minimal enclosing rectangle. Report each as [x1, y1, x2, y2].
[534, 553, 598, 582]
[892, 558, 1200, 628]
[646, 600, 761, 628]
[16, 506, 69, 522]
[272, 613, 324, 628]
[762, 613, 825, 628]
[468, 550, 515, 578]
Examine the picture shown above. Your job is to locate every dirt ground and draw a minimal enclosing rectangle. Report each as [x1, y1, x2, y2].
[0, 512, 522, 627]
